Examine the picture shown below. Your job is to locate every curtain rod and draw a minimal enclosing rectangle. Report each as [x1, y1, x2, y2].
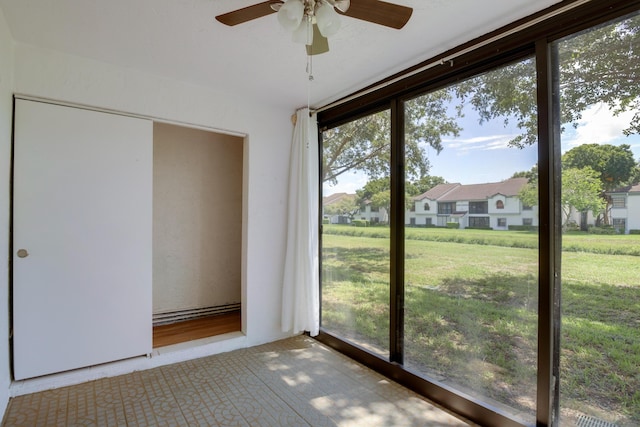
[315, 0, 592, 114]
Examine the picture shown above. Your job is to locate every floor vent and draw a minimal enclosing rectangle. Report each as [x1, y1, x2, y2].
[576, 415, 618, 427]
[153, 303, 241, 326]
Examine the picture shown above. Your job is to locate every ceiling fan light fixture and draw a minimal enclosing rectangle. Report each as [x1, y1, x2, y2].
[277, 0, 304, 31]
[315, 1, 340, 37]
[333, 0, 350, 13]
[306, 24, 329, 55]
[292, 17, 313, 44]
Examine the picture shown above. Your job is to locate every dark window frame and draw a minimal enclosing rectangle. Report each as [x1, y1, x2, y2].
[438, 202, 455, 214]
[469, 201, 488, 214]
[469, 216, 490, 228]
[612, 217, 626, 230]
[612, 197, 626, 208]
[316, 2, 639, 426]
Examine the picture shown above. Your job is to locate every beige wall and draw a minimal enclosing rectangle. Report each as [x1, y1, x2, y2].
[153, 122, 243, 314]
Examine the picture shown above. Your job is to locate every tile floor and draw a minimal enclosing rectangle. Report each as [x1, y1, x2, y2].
[1, 336, 474, 426]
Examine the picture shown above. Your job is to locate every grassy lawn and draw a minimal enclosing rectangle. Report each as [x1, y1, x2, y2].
[321, 226, 640, 425]
[324, 224, 640, 256]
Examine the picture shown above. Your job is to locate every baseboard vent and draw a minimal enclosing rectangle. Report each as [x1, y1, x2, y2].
[153, 303, 241, 326]
[576, 415, 618, 427]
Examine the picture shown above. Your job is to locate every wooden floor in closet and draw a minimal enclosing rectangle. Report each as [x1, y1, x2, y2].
[152, 311, 241, 348]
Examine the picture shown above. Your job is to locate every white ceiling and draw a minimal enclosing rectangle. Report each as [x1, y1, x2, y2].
[0, 0, 562, 110]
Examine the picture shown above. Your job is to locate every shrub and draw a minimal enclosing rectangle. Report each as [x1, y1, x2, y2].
[630, 229, 640, 235]
[352, 219, 369, 227]
[446, 222, 460, 229]
[588, 225, 618, 235]
[508, 225, 537, 231]
[322, 218, 330, 224]
[564, 221, 580, 232]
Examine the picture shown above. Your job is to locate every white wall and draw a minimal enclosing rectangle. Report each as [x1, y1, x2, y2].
[153, 122, 242, 313]
[627, 194, 640, 232]
[0, 6, 13, 415]
[12, 42, 294, 349]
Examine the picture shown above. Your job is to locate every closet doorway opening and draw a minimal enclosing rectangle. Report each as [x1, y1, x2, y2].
[152, 122, 244, 348]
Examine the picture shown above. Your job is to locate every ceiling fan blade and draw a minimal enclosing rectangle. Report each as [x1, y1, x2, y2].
[338, 0, 412, 29]
[215, 1, 281, 26]
[306, 24, 330, 55]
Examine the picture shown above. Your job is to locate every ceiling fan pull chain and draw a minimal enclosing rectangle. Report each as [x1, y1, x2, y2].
[306, 53, 314, 81]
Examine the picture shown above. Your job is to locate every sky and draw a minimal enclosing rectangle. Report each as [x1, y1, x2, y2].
[323, 102, 640, 196]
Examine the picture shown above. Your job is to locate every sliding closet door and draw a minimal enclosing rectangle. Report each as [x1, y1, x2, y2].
[13, 99, 153, 380]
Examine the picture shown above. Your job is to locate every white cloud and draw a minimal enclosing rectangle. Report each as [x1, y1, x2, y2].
[442, 134, 518, 153]
[564, 102, 635, 148]
[323, 170, 368, 196]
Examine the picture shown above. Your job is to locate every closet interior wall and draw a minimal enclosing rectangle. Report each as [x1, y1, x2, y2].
[153, 122, 243, 327]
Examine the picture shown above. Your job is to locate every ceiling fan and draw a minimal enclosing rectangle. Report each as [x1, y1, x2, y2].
[215, 0, 413, 55]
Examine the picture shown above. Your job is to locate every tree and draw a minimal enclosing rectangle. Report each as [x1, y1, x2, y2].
[562, 144, 637, 224]
[561, 168, 606, 228]
[512, 164, 538, 182]
[456, 14, 640, 148]
[516, 167, 605, 229]
[323, 14, 639, 191]
[627, 162, 640, 186]
[323, 195, 358, 219]
[355, 177, 390, 204]
[322, 92, 462, 185]
[517, 179, 538, 210]
[406, 175, 447, 196]
[370, 190, 391, 223]
[562, 144, 636, 191]
[454, 58, 538, 148]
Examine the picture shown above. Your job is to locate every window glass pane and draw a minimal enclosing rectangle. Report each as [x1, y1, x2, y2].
[321, 110, 391, 358]
[555, 12, 640, 427]
[403, 57, 539, 425]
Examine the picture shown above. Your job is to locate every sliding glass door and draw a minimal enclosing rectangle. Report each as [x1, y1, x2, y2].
[321, 110, 391, 359]
[554, 12, 640, 427]
[318, 3, 639, 426]
[403, 59, 539, 425]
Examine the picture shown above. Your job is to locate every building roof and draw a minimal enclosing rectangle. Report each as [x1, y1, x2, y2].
[413, 183, 460, 201]
[606, 184, 640, 194]
[414, 178, 528, 202]
[323, 193, 356, 206]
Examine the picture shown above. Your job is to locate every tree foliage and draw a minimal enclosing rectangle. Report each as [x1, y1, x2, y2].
[406, 175, 447, 196]
[557, 15, 640, 137]
[355, 177, 390, 205]
[512, 165, 538, 182]
[517, 166, 606, 228]
[322, 13, 640, 198]
[562, 144, 637, 190]
[370, 190, 391, 218]
[323, 195, 358, 217]
[454, 59, 538, 148]
[517, 179, 538, 210]
[322, 92, 461, 185]
[561, 168, 606, 227]
[458, 14, 640, 148]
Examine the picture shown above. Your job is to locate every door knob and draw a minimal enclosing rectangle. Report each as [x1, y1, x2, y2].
[17, 249, 29, 258]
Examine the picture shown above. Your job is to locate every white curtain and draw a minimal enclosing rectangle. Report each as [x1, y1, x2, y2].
[281, 107, 320, 336]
